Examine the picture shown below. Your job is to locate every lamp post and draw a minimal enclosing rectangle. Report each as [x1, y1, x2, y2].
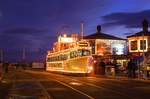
[0, 49, 3, 62]
[0, 49, 3, 80]
[141, 19, 148, 79]
[142, 32, 146, 79]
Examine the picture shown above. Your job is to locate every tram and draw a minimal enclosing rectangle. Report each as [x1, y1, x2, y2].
[46, 34, 94, 74]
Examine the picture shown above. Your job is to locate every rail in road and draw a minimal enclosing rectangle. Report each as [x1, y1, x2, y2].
[26, 70, 147, 99]
[8, 70, 52, 99]
[8, 70, 94, 99]
[7, 70, 150, 99]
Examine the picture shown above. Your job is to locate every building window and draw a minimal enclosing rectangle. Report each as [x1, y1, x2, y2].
[140, 40, 146, 50]
[131, 41, 137, 50]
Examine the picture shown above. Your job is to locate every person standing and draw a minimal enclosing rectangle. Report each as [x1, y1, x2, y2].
[127, 59, 132, 78]
[99, 60, 106, 75]
[131, 60, 137, 78]
[127, 59, 137, 78]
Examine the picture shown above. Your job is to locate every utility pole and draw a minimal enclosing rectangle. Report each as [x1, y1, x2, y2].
[0, 49, 3, 81]
[21, 48, 26, 70]
[80, 21, 84, 40]
[142, 19, 148, 79]
[142, 31, 146, 79]
[22, 48, 26, 62]
[0, 49, 3, 62]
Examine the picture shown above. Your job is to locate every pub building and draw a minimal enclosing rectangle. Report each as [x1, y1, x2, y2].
[84, 25, 128, 74]
[127, 19, 150, 56]
[127, 19, 150, 77]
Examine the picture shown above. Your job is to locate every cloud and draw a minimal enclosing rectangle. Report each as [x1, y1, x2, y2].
[2, 27, 49, 36]
[101, 9, 150, 28]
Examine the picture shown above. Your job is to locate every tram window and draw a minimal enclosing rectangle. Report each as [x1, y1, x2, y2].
[56, 56, 58, 61]
[50, 57, 53, 61]
[57, 56, 59, 61]
[62, 55, 65, 60]
[78, 50, 82, 56]
[47, 58, 49, 61]
[58, 56, 60, 61]
[70, 52, 74, 58]
[70, 51, 77, 58]
[82, 50, 90, 56]
[82, 50, 86, 56]
[74, 51, 78, 57]
[50, 58, 52, 62]
[64, 54, 68, 60]
[59, 55, 62, 60]
[52, 57, 54, 61]
[54, 56, 57, 61]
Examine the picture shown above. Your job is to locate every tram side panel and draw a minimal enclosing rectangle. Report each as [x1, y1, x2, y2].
[46, 62, 64, 72]
[64, 56, 89, 73]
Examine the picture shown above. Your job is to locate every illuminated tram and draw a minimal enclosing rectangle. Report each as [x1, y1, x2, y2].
[46, 34, 94, 74]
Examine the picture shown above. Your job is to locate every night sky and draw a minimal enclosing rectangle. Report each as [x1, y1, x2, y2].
[0, 0, 150, 62]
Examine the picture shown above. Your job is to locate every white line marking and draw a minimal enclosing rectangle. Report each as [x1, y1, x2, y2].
[50, 78, 94, 99]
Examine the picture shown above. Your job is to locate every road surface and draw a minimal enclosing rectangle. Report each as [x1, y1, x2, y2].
[1, 69, 150, 99]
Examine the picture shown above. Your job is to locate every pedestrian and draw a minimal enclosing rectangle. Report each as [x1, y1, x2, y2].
[113, 60, 117, 74]
[127, 59, 132, 78]
[131, 60, 137, 78]
[99, 60, 106, 75]
[127, 59, 137, 78]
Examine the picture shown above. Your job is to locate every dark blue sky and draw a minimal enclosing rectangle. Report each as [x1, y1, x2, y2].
[0, 0, 150, 62]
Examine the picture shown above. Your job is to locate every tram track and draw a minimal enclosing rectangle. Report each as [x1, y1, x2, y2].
[27, 70, 137, 99]
[29, 71, 95, 99]
[45, 72, 135, 99]
[8, 70, 53, 99]
[50, 78, 94, 99]
[8, 70, 95, 99]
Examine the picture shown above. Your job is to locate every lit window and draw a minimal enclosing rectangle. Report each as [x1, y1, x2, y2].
[131, 41, 137, 50]
[140, 40, 146, 50]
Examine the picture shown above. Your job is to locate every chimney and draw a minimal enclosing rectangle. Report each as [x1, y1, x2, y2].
[97, 25, 101, 33]
[142, 19, 148, 32]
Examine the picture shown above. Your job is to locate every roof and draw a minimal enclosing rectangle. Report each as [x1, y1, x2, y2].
[127, 31, 150, 38]
[84, 32, 125, 40]
[127, 19, 150, 38]
[84, 25, 125, 40]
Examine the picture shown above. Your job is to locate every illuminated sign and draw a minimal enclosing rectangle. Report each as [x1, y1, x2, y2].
[59, 37, 73, 43]
[78, 42, 88, 47]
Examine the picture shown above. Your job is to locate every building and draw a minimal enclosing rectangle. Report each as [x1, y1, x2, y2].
[127, 19, 150, 77]
[84, 25, 127, 56]
[127, 19, 150, 56]
[84, 25, 128, 72]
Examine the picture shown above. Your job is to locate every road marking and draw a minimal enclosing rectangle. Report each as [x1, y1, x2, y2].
[35, 80, 53, 99]
[10, 70, 53, 99]
[41, 72, 135, 99]
[50, 78, 94, 99]
[26, 71, 137, 99]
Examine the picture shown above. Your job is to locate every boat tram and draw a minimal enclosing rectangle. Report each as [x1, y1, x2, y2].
[46, 34, 95, 75]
